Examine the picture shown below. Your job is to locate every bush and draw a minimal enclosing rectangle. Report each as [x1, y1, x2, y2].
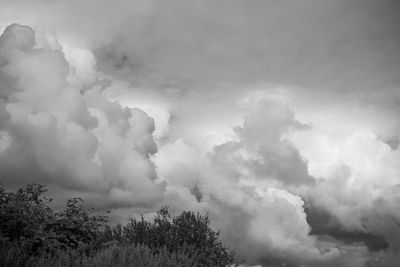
[112, 206, 236, 266]
[0, 183, 55, 253]
[0, 183, 236, 266]
[0, 183, 107, 254]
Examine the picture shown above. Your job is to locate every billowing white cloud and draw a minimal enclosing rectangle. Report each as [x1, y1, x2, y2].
[290, 124, 400, 266]
[0, 24, 164, 210]
[1, 0, 400, 266]
[189, 98, 338, 266]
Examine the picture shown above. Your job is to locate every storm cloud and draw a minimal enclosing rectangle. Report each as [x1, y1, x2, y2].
[1, 0, 400, 266]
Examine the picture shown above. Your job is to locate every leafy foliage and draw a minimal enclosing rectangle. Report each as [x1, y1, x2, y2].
[0, 183, 236, 266]
[0, 183, 53, 251]
[0, 183, 107, 254]
[103, 206, 235, 266]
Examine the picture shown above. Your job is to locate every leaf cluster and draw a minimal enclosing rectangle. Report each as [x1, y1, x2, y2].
[0, 183, 107, 255]
[101, 206, 235, 266]
[0, 183, 236, 266]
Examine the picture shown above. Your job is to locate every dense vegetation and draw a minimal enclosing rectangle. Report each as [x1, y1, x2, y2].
[0, 183, 236, 266]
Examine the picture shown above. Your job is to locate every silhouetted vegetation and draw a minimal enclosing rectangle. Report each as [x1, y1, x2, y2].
[0, 183, 236, 266]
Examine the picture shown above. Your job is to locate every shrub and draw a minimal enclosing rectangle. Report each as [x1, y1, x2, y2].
[50, 197, 108, 251]
[0, 183, 107, 254]
[116, 206, 236, 266]
[0, 183, 236, 266]
[0, 183, 55, 253]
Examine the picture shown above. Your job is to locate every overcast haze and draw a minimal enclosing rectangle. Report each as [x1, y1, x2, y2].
[1, 0, 400, 266]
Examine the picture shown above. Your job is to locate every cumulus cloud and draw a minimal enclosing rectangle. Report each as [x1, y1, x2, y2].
[1, 1, 400, 266]
[290, 128, 400, 266]
[186, 98, 339, 266]
[0, 23, 395, 265]
[0, 24, 163, 211]
[151, 96, 339, 264]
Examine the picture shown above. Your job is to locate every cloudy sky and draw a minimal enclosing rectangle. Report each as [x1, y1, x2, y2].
[1, 0, 400, 266]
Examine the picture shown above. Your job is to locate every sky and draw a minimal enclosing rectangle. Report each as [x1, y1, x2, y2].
[0, 0, 400, 266]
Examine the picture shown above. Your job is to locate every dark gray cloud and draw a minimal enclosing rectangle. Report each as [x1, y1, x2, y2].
[1, 1, 400, 266]
[304, 200, 389, 252]
[90, 0, 400, 93]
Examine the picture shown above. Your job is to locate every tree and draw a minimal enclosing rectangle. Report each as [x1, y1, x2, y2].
[0, 184, 236, 266]
[0, 183, 108, 254]
[0, 183, 54, 253]
[120, 206, 236, 266]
